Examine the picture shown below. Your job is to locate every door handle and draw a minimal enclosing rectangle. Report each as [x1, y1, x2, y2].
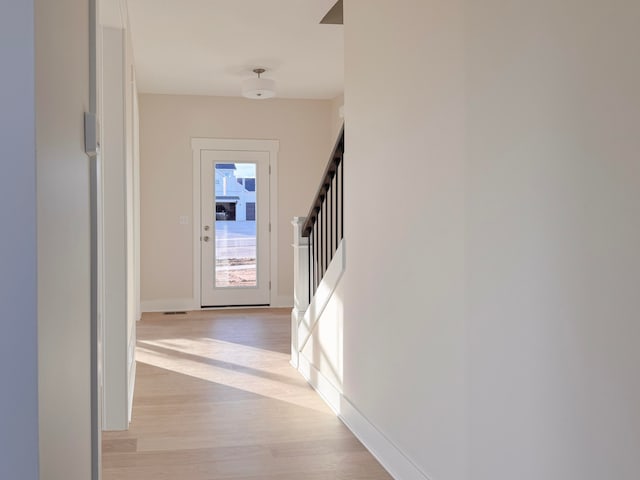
[202, 236, 210, 242]
[204, 225, 210, 231]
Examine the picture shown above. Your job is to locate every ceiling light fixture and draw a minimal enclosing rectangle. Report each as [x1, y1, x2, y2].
[242, 68, 276, 99]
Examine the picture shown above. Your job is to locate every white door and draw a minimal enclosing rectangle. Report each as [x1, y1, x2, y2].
[200, 150, 270, 306]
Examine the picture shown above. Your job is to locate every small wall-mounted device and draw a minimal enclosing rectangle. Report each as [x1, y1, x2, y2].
[84, 112, 98, 156]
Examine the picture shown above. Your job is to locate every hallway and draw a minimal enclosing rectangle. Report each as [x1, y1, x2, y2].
[102, 308, 392, 479]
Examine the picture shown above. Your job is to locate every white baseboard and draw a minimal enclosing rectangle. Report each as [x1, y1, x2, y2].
[297, 353, 342, 415]
[127, 361, 136, 424]
[127, 331, 136, 424]
[296, 354, 430, 480]
[141, 296, 292, 312]
[141, 298, 196, 313]
[339, 396, 431, 480]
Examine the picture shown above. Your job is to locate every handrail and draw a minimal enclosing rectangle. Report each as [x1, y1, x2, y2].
[301, 124, 344, 302]
[301, 125, 344, 237]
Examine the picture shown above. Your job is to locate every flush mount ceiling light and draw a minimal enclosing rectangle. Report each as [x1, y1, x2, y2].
[242, 68, 276, 99]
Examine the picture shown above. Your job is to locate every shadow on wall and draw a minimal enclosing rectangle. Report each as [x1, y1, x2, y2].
[300, 281, 345, 408]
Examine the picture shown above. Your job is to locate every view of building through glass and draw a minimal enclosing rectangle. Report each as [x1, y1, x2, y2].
[214, 163, 257, 288]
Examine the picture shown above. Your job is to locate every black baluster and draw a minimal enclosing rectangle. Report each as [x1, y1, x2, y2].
[314, 218, 319, 294]
[327, 178, 333, 263]
[335, 162, 339, 248]
[324, 193, 328, 275]
[340, 155, 344, 242]
[318, 208, 322, 288]
[308, 225, 312, 303]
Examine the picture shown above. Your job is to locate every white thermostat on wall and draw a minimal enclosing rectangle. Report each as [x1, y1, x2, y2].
[84, 112, 98, 156]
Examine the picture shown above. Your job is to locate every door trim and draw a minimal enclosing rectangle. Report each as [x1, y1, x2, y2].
[191, 138, 279, 309]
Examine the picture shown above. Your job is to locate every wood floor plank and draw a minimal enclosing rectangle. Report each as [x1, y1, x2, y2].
[102, 308, 392, 479]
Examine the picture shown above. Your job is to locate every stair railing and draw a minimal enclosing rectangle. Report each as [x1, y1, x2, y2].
[291, 126, 344, 366]
[303, 126, 344, 303]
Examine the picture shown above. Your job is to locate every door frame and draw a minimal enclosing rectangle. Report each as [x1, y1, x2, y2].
[191, 138, 279, 308]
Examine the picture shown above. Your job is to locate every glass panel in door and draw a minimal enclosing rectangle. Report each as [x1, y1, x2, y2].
[214, 162, 257, 288]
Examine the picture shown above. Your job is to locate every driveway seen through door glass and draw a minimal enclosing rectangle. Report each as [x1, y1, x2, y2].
[215, 162, 257, 288]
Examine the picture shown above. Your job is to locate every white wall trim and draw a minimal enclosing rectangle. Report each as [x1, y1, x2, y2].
[339, 396, 432, 480]
[101, 25, 131, 432]
[191, 138, 280, 308]
[191, 138, 280, 153]
[141, 301, 292, 314]
[298, 240, 345, 351]
[127, 330, 136, 423]
[297, 353, 431, 480]
[192, 141, 201, 308]
[297, 353, 342, 414]
[141, 298, 197, 313]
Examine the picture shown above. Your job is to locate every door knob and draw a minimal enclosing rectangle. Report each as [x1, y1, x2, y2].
[204, 225, 210, 231]
[203, 236, 210, 242]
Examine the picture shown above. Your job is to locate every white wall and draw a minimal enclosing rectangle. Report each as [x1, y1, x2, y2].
[329, 93, 344, 148]
[139, 94, 332, 310]
[0, 1, 39, 478]
[343, 2, 466, 479]
[466, 1, 640, 478]
[35, 0, 93, 477]
[311, 1, 640, 479]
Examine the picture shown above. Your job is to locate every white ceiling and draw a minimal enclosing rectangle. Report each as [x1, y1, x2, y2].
[125, 0, 344, 99]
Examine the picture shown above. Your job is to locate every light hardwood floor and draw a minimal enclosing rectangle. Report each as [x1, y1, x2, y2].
[102, 308, 392, 480]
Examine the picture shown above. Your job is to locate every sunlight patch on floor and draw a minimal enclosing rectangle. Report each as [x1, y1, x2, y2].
[136, 341, 332, 415]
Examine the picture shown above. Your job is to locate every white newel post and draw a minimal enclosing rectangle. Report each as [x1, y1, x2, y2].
[291, 216, 310, 368]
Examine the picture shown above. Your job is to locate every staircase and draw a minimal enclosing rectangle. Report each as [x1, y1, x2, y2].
[291, 125, 345, 371]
